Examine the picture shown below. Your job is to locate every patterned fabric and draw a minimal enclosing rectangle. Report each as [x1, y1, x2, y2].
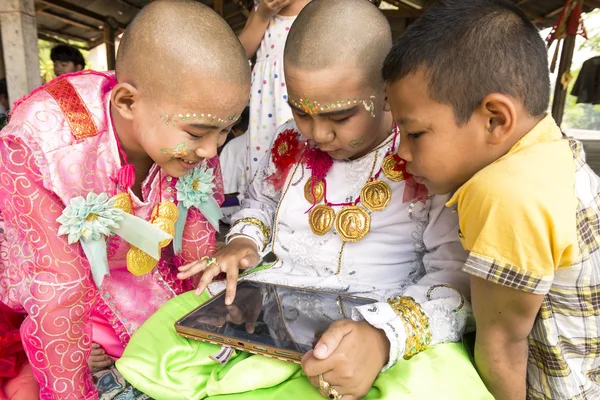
[94, 366, 152, 400]
[226, 120, 472, 370]
[242, 1, 295, 189]
[453, 115, 600, 399]
[0, 72, 223, 399]
[45, 78, 99, 140]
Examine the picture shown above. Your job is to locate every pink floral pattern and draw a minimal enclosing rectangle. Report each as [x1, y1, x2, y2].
[0, 72, 222, 399]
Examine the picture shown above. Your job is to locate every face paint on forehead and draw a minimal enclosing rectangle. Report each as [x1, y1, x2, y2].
[289, 96, 377, 118]
[160, 112, 240, 129]
[161, 142, 192, 159]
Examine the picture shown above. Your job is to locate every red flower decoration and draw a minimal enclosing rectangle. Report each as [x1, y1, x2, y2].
[271, 129, 302, 170]
[266, 129, 304, 190]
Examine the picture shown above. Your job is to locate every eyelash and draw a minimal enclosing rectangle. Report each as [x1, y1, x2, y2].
[407, 131, 425, 139]
[332, 116, 351, 124]
[187, 132, 203, 140]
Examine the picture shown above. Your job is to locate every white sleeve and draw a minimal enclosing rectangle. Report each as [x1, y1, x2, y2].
[353, 194, 472, 370]
[226, 121, 299, 255]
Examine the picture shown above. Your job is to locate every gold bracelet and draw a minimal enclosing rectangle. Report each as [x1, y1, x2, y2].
[232, 217, 271, 248]
[388, 296, 432, 359]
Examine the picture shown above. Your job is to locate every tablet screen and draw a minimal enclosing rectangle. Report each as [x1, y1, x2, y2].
[176, 281, 377, 354]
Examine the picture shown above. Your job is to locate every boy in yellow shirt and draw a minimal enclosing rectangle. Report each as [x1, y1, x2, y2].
[384, 0, 599, 399]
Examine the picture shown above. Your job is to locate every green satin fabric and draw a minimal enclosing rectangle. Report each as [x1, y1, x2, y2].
[116, 291, 492, 400]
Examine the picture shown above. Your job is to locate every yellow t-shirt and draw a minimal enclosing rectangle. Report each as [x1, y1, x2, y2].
[447, 114, 579, 294]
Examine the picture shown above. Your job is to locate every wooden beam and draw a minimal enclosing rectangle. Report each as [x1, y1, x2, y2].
[38, 32, 89, 49]
[545, 6, 565, 19]
[381, 8, 422, 19]
[214, 0, 224, 16]
[225, 9, 245, 20]
[116, 0, 141, 11]
[399, 0, 425, 9]
[104, 23, 116, 71]
[40, 0, 106, 24]
[38, 28, 90, 45]
[585, 0, 600, 8]
[37, 10, 101, 31]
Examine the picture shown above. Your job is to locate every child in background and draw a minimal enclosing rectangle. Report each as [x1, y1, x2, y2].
[50, 44, 86, 77]
[234, 0, 311, 191]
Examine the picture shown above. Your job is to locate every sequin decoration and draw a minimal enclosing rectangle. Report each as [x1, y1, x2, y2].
[289, 96, 377, 117]
[348, 137, 365, 148]
[160, 142, 192, 159]
[45, 78, 99, 140]
[160, 112, 239, 129]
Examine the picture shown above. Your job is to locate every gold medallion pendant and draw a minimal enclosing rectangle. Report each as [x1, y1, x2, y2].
[304, 177, 324, 204]
[382, 154, 405, 182]
[335, 205, 371, 242]
[361, 180, 392, 212]
[127, 201, 179, 276]
[308, 204, 335, 236]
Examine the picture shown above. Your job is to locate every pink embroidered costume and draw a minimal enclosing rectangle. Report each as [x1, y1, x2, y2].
[0, 71, 223, 399]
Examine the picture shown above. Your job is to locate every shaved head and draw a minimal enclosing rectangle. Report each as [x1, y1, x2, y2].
[284, 0, 391, 88]
[116, 0, 250, 101]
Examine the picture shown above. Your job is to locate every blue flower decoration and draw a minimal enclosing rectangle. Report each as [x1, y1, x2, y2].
[57, 193, 124, 244]
[175, 162, 216, 208]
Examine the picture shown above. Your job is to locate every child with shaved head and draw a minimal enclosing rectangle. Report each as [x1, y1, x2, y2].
[0, 0, 250, 398]
[116, 1, 491, 399]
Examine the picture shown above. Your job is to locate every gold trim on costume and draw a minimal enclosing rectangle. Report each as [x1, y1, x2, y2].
[233, 217, 271, 248]
[388, 296, 432, 359]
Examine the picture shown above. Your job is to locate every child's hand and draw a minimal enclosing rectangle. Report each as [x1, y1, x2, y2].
[177, 237, 260, 304]
[88, 343, 114, 373]
[256, 0, 295, 21]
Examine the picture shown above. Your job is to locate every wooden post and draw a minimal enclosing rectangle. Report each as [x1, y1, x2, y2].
[0, 0, 40, 104]
[551, 32, 576, 126]
[104, 23, 116, 71]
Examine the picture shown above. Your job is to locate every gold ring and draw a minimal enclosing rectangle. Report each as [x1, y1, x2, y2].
[318, 373, 330, 396]
[318, 374, 340, 399]
[201, 256, 218, 268]
[328, 386, 341, 400]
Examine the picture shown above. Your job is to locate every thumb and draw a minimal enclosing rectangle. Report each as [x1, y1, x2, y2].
[313, 321, 353, 360]
[239, 250, 260, 269]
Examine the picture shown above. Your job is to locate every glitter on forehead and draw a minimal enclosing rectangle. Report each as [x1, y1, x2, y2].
[160, 112, 240, 128]
[289, 96, 376, 118]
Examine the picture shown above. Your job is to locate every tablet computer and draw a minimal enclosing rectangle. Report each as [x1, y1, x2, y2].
[174, 280, 377, 364]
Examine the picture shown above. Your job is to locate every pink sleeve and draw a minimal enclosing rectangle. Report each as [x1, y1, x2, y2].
[0, 135, 97, 399]
[177, 156, 224, 264]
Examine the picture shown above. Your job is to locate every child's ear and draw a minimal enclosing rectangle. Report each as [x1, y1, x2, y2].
[478, 93, 517, 146]
[111, 83, 138, 121]
[382, 93, 391, 112]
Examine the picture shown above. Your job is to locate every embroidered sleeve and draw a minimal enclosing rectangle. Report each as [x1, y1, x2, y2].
[227, 122, 303, 253]
[0, 135, 98, 399]
[353, 194, 472, 370]
[178, 156, 223, 264]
